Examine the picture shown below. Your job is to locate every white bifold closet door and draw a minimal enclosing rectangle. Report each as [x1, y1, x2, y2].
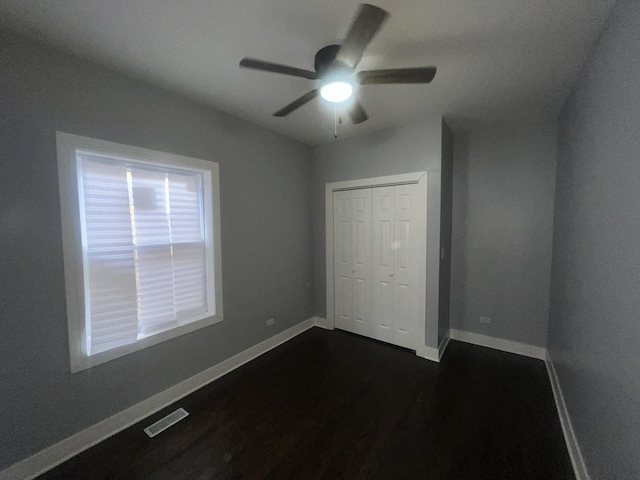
[334, 184, 423, 350]
[334, 188, 372, 339]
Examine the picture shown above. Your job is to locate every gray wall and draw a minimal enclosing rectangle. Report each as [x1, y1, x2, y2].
[312, 117, 557, 350]
[0, 30, 313, 470]
[548, 0, 640, 477]
[450, 120, 557, 347]
[438, 120, 454, 344]
[310, 120, 443, 347]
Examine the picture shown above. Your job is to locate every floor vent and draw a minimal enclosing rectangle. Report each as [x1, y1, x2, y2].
[144, 408, 189, 438]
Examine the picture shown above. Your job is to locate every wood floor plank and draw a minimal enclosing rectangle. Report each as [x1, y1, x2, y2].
[38, 327, 574, 480]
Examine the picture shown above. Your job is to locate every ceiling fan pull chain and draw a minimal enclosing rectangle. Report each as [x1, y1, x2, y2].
[334, 104, 338, 139]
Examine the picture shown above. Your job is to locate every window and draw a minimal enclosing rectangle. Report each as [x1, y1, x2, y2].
[57, 133, 223, 372]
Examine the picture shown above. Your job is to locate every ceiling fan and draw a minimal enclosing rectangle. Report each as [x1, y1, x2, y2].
[239, 3, 436, 124]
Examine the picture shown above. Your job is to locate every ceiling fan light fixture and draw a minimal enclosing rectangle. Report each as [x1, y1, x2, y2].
[320, 80, 354, 103]
[239, 4, 435, 124]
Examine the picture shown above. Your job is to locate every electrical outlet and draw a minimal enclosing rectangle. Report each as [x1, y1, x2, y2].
[266, 318, 275, 326]
[480, 316, 491, 324]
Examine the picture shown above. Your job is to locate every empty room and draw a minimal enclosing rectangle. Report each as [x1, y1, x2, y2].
[1, 0, 638, 479]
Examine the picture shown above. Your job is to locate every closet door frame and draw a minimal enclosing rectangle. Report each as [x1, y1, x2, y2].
[325, 172, 429, 358]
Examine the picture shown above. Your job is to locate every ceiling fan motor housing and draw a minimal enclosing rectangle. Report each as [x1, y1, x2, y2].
[314, 45, 342, 76]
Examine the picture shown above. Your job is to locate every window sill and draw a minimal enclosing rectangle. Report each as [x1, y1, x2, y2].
[71, 314, 223, 374]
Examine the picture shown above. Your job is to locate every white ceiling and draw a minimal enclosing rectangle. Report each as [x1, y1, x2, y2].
[0, 0, 614, 145]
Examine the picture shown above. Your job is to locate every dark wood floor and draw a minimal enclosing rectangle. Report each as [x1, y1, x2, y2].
[39, 328, 573, 480]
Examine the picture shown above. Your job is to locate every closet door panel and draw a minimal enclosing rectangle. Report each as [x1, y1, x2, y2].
[351, 188, 372, 337]
[371, 186, 394, 343]
[392, 184, 422, 349]
[334, 190, 353, 330]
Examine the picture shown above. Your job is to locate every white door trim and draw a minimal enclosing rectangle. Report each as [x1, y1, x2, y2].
[325, 172, 428, 354]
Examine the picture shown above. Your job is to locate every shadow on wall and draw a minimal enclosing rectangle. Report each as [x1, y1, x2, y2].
[450, 130, 471, 330]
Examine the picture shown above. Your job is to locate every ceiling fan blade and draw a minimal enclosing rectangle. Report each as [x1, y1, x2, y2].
[357, 67, 437, 84]
[273, 90, 319, 117]
[240, 58, 318, 80]
[335, 4, 389, 70]
[348, 101, 368, 124]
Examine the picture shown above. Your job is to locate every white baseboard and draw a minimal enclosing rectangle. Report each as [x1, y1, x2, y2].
[418, 345, 440, 362]
[312, 317, 333, 330]
[438, 329, 451, 361]
[545, 351, 590, 480]
[0, 317, 318, 480]
[449, 329, 546, 360]
[417, 330, 451, 363]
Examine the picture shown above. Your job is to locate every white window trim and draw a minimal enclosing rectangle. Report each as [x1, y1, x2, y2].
[57, 132, 224, 373]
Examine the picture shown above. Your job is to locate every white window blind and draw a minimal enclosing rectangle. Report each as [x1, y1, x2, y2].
[78, 153, 210, 355]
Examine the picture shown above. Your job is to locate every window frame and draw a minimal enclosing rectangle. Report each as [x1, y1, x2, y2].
[57, 132, 223, 373]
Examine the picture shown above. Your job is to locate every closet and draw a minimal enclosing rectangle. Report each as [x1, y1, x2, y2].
[333, 183, 425, 350]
